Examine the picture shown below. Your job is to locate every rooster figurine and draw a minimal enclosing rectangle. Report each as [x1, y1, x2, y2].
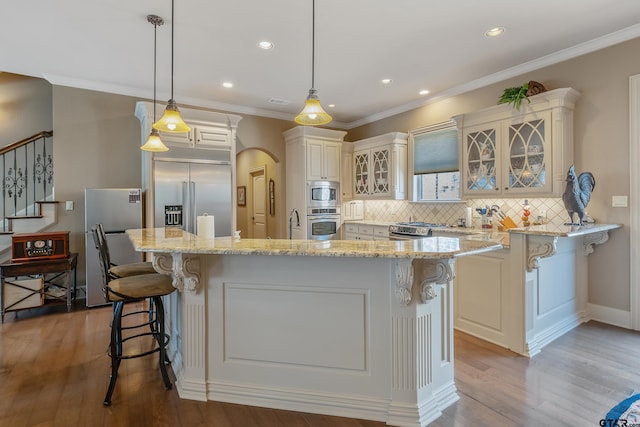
[562, 165, 595, 225]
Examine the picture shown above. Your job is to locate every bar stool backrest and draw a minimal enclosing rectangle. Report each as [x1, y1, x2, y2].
[91, 225, 111, 291]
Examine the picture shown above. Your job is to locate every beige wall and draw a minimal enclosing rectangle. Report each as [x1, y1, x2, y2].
[349, 37, 640, 312]
[0, 73, 52, 146]
[52, 86, 143, 282]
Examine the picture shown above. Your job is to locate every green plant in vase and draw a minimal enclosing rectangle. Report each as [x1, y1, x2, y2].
[498, 80, 546, 111]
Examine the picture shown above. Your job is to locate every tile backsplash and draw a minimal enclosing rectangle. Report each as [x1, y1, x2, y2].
[362, 198, 571, 228]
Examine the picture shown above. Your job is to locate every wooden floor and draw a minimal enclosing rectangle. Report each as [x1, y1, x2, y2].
[1, 301, 639, 427]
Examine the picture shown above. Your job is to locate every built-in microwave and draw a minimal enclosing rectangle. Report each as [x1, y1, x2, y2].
[308, 181, 340, 208]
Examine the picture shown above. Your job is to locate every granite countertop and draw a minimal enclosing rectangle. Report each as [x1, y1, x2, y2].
[126, 228, 504, 260]
[506, 222, 621, 236]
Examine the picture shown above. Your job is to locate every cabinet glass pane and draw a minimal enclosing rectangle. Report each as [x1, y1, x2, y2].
[354, 152, 369, 195]
[508, 119, 545, 189]
[372, 149, 389, 194]
[466, 129, 497, 190]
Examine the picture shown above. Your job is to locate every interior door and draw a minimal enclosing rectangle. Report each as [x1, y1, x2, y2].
[251, 170, 267, 238]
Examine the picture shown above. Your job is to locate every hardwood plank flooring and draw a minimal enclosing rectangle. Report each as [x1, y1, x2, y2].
[1, 301, 639, 426]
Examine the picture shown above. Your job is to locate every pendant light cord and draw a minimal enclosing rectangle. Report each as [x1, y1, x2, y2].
[171, 0, 175, 100]
[311, 0, 315, 90]
[153, 19, 158, 121]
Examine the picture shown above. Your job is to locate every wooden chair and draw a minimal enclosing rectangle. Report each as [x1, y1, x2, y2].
[91, 226, 176, 406]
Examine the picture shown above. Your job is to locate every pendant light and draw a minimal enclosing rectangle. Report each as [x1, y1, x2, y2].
[153, 0, 191, 133]
[294, 0, 332, 126]
[141, 14, 169, 152]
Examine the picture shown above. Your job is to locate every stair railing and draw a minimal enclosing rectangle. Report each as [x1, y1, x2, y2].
[1, 131, 54, 232]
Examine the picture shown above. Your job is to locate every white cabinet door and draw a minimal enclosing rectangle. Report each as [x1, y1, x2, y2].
[159, 129, 193, 146]
[306, 140, 341, 181]
[341, 151, 353, 200]
[323, 141, 341, 181]
[306, 140, 325, 181]
[461, 122, 502, 197]
[195, 125, 231, 149]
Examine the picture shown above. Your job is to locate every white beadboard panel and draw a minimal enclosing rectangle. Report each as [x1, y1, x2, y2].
[224, 282, 368, 371]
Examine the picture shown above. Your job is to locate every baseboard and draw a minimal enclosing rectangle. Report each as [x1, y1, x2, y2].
[207, 381, 389, 424]
[587, 303, 632, 329]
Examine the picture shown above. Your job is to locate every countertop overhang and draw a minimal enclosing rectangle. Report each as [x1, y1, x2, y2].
[126, 228, 504, 259]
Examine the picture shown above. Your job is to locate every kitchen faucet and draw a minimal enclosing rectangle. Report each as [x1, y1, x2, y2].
[289, 208, 300, 239]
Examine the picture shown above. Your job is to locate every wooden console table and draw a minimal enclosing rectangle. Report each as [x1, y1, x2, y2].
[0, 253, 78, 321]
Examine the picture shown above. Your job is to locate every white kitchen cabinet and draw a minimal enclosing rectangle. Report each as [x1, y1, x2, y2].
[453, 88, 580, 198]
[284, 126, 346, 184]
[307, 139, 341, 181]
[353, 132, 407, 200]
[284, 127, 347, 239]
[342, 222, 389, 240]
[342, 200, 364, 221]
[158, 123, 232, 149]
[341, 143, 354, 200]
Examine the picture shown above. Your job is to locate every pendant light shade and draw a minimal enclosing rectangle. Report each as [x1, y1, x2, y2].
[153, 99, 191, 133]
[141, 128, 169, 152]
[295, 89, 332, 126]
[153, 0, 190, 134]
[295, 0, 332, 126]
[142, 14, 169, 152]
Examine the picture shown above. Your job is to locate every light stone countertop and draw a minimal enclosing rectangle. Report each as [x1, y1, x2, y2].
[507, 222, 621, 236]
[126, 228, 504, 260]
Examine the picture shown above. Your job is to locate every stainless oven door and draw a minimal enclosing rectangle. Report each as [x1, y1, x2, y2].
[307, 215, 340, 240]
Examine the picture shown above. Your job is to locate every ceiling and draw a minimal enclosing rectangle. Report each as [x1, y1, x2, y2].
[2, 1, 640, 129]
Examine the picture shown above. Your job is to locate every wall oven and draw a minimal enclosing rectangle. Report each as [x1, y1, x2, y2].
[307, 207, 340, 240]
[308, 181, 340, 208]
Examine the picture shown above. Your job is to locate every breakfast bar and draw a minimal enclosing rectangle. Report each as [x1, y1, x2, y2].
[127, 228, 503, 427]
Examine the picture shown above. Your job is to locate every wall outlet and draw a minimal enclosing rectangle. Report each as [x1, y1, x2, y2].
[612, 195, 628, 208]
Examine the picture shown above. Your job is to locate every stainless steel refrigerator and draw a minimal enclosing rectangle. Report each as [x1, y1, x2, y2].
[153, 158, 232, 236]
[84, 188, 143, 307]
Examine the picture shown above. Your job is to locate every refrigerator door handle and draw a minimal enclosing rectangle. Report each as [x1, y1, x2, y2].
[190, 181, 196, 233]
[182, 181, 189, 232]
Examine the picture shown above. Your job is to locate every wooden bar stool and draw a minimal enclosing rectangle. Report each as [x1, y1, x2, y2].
[91, 226, 176, 406]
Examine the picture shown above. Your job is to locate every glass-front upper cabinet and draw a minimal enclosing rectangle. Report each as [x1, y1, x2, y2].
[371, 148, 390, 195]
[463, 124, 500, 194]
[506, 115, 549, 192]
[354, 151, 369, 196]
[455, 87, 581, 199]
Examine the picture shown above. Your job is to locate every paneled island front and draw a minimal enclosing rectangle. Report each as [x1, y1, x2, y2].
[126, 228, 503, 427]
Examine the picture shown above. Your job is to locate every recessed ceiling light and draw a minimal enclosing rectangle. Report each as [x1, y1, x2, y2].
[381, 78, 393, 84]
[328, 104, 336, 108]
[258, 40, 274, 50]
[419, 89, 430, 96]
[485, 27, 505, 37]
[222, 82, 233, 88]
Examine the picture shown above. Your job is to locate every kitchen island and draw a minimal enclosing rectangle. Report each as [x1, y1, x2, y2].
[451, 222, 620, 357]
[126, 228, 503, 427]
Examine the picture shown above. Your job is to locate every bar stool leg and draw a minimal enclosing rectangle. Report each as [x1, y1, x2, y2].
[154, 296, 172, 389]
[104, 301, 124, 406]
